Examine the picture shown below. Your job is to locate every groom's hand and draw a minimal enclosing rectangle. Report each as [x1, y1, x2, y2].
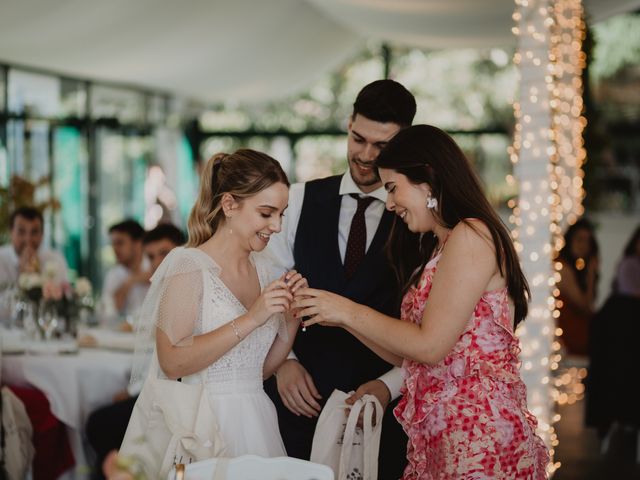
[275, 359, 322, 418]
[346, 379, 390, 427]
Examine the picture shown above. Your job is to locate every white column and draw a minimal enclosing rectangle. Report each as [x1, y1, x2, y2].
[510, 0, 557, 474]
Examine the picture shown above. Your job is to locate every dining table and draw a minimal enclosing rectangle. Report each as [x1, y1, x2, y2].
[1, 326, 136, 479]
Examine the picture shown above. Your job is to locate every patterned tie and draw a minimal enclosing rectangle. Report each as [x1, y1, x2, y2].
[344, 194, 376, 279]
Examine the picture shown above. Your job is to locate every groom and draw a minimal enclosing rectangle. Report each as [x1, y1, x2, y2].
[265, 79, 415, 478]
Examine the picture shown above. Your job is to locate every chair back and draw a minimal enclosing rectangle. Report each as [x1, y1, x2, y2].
[169, 454, 334, 480]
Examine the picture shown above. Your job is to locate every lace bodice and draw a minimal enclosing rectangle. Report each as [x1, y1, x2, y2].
[179, 248, 281, 394]
[133, 247, 283, 395]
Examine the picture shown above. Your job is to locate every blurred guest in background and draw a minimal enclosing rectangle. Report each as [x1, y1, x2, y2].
[102, 219, 148, 323]
[556, 218, 600, 357]
[86, 223, 184, 480]
[612, 225, 640, 298]
[0, 206, 68, 286]
[0, 206, 68, 323]
[586, 225, 640, 439]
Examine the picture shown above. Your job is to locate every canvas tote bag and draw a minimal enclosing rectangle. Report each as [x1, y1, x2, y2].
[310, 389, 383, 480]
[0, 386, 35, 480]
[120, 365, 226, 479]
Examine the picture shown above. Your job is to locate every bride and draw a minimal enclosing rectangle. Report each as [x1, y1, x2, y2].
[120, 149, 305, 477]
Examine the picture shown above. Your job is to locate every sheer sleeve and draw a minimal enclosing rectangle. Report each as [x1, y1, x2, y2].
[155, 268, 203, 346]
[130, 247, 205, 387]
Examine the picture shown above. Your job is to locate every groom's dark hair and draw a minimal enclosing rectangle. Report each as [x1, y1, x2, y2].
[352, 79, 416, 127]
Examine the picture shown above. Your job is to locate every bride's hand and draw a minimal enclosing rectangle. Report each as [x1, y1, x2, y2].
[247, 279, 293, 326]
[283, 270, 308, 296]
[292, 288, 358, 328]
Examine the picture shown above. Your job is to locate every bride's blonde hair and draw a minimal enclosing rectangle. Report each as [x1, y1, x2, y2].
[186, 149, 289, 247]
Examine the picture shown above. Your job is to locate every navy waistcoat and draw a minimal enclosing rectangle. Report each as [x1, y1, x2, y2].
[292, 175, 400, 398]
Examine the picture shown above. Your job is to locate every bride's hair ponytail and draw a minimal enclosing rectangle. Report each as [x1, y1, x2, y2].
[186, 149, 289, 247]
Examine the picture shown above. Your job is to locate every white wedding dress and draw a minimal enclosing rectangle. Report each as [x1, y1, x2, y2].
[122, 247, 286, 469]
[180, 248, 286, 457]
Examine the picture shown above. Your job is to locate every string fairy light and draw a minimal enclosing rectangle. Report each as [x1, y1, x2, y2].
[510, 0, 586, 476]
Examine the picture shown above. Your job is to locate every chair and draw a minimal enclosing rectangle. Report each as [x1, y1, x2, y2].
[168, 455, 334, 480]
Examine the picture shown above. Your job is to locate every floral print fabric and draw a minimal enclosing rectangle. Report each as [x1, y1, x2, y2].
[394, 255, 549, 479]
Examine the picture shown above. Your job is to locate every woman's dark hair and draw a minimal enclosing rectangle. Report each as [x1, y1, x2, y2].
[374, 124, 530, 327]
[557, 218, 599, 292]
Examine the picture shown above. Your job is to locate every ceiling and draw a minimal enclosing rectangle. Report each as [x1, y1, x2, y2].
[0, 0, 638, 103]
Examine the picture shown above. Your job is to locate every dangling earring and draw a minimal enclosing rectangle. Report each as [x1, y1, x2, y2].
[225, 213, 233, 235]
[426, 195, 438, 210]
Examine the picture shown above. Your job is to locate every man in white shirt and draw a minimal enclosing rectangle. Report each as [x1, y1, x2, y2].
[101, 219, 149, 322]
[86, 223, 185, 478]
[0, 207, 68, 322]
[265, 79, 416, 478]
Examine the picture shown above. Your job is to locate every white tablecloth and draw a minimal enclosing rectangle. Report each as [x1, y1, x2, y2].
[1, 348, 134, 478]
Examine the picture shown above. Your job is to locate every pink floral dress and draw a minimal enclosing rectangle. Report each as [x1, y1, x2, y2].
[394, 254, 549, 479]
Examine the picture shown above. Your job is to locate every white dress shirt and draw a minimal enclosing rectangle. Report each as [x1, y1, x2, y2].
[101, 257, 150, 320]
[264, 172, 405, 400]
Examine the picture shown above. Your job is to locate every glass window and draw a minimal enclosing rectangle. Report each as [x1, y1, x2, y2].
[146, 95, 167, 125]
[60, 79, 87, 118]
[293, 135, 347, 182]
[52, 127, 88, 276]
[0, 66, 6, 112]
[91, 85, 145, 124]
[95, 129, 150, 288]
[8, 69, 61, 116]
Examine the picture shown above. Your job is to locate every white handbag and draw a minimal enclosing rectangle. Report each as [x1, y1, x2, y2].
[120, 364, 226, 479]
[310, 389, 383, 480]
[0, 386, 35, 480]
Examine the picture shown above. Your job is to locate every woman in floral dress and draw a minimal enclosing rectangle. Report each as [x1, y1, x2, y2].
[296, 125, 549, 479]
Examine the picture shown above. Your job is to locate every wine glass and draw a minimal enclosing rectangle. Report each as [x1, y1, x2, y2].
[38, 303, 59, 341]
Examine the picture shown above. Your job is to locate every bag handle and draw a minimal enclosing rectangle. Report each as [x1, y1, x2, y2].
[361, 395, 383, 480]
[338, 395, 383, 480]
[337, 398, 363, 480]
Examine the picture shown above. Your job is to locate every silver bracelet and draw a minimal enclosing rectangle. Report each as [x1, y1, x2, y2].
[231, 319, 243, 340]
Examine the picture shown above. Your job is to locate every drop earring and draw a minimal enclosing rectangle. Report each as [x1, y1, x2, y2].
[225, 213, 233, 235]
[426, 195, 438, 210]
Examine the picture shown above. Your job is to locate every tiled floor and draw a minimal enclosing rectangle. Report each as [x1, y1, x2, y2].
[553, 398, 640, 479]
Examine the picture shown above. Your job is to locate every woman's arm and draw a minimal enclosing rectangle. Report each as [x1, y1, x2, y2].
[157, 312, 264, 380]
[157, 275, 292, 380]
[262, 313, 301, 379]
[298, 221, 500, 365]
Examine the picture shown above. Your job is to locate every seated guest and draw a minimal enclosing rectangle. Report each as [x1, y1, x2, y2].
[86, 223, 184, 480]
[0, 206, 68, 322]
[101, 219, 148, 323]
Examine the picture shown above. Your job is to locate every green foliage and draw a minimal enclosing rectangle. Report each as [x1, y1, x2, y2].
[0, 175, 60, 244]
[592, 14, 640, 80]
